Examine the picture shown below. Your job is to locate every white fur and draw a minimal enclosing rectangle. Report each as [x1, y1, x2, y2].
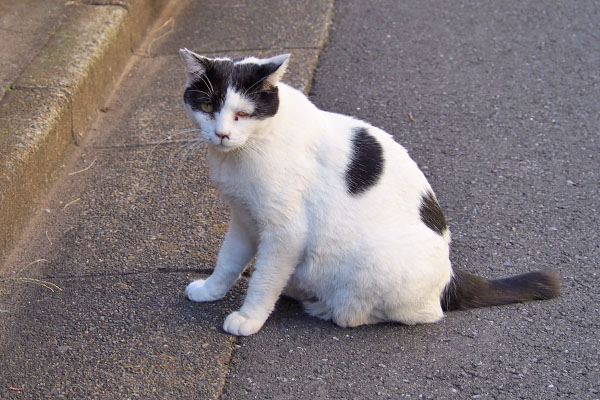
[236, 54, 289, 67]
[184, 88, 256, 151]
[183, 57, 452, 336]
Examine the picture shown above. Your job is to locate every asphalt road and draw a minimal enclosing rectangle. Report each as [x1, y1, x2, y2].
[0, 1, 598, 399]
[222, 1, 599, 399]
[0, 0, 332, 398]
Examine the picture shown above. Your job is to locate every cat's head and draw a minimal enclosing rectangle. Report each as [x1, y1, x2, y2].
[179, 49, 289, 152]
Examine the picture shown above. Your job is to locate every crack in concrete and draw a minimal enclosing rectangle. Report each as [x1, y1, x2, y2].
[11, 267, 215, 282]
[83, 139, 194, 151]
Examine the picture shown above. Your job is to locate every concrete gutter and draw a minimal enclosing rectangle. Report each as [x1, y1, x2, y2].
[0, 0, 170, 263]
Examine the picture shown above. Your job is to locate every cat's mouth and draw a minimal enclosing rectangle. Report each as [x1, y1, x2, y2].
[211, 139, 239, 152]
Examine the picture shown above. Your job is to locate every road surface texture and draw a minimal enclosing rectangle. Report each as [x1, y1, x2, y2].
[222, 1, 599, 399]
[0, 0, 331, 398]
[0, 0, 71, 98]
[1, 1, 598, 399]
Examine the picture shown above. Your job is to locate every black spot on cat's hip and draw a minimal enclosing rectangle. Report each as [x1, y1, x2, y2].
[419, 190, 447, 235]
[345, 127, 384, 195]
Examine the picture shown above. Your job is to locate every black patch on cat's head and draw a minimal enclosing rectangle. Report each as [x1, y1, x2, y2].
[182, 53, 288, 119]
[419, 190, 447, 235]
[183, 58, 231, 113]
[345, 127, 384, 195]
[230, 62, 282, 119]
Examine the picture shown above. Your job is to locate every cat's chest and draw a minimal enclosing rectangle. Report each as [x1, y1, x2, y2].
[208, 151, 290, 207]
[208, 151, 265, 185]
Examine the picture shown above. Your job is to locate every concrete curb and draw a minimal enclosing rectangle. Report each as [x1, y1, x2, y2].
[0, 0, 170, 263]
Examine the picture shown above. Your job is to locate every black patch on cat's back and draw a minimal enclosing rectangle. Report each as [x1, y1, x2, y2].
[345, 127, 384, 195]
[419, 190, 447, 235]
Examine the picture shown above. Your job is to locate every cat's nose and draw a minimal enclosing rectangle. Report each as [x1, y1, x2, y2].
[216, 132, 230, 140]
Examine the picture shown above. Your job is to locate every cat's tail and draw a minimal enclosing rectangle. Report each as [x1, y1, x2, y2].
[441, 268, 561, 311]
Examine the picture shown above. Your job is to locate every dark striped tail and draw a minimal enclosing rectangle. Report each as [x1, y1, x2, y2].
[441, 268, 561, 312]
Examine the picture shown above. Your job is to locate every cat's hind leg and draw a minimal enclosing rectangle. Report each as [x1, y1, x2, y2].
[186, 208, 257, 302]
[302, 298, 333, 321]
[283, 276, 333, 320]
[282, 275, 312, 301]
[331, 303, 383, 328]
[385, 298, 444, 325]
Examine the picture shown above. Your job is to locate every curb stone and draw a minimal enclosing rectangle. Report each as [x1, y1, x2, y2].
[0, 0, 171, 264]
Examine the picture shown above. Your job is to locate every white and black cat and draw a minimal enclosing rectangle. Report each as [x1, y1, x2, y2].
[178, 49, 560, 336]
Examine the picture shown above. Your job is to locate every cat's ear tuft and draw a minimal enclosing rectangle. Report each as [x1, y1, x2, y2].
[263, 53, 290, 88]
[179, 48, 210, 84]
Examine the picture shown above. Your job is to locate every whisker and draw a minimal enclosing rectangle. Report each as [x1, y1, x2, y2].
[197, 74, 215, 96]
[145, 128, 202, 164]
[186, 89, 212, 98]
[169, 142, 193, 166]
[186, 68, 215, 96]
[243, 74, 270, 96]
[204, 74, 215, 95]
[169, 127, 202, 135]
[173, 136, 205, 161]
[174, 140, 204, 171]
[239, 139, 267, 161]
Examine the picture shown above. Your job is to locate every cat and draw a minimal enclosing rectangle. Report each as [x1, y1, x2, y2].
[178, 49, 560, 336]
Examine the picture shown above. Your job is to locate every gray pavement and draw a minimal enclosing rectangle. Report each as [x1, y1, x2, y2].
[0, 0, 170, 264]
[0, 0, 71, 99]
[0, 1, 599, 399]
[225, 1, 599, 399]
[0, 0, 332, 398]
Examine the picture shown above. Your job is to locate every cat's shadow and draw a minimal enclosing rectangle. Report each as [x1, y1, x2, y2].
[179, 276, 411, 336]
[270, 295, 411, 335]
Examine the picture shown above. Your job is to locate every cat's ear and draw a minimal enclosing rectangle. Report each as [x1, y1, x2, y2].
[262, 53, 290, 88]
[179, 48, 210, 84]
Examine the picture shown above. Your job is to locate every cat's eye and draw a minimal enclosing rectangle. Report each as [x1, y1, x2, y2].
[234, 111, 251, 121]
[200, 103, 214, 113]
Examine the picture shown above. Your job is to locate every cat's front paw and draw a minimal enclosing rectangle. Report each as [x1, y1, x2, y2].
[223, 311, 265, 336]
[185, 279, 223, 302]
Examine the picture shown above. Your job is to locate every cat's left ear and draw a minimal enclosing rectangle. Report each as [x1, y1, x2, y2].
[262, 53, 290, 88]
[179, 48, 210, 84]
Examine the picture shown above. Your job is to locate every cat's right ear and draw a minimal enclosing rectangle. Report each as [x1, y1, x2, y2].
[179, 48, 210, 85]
